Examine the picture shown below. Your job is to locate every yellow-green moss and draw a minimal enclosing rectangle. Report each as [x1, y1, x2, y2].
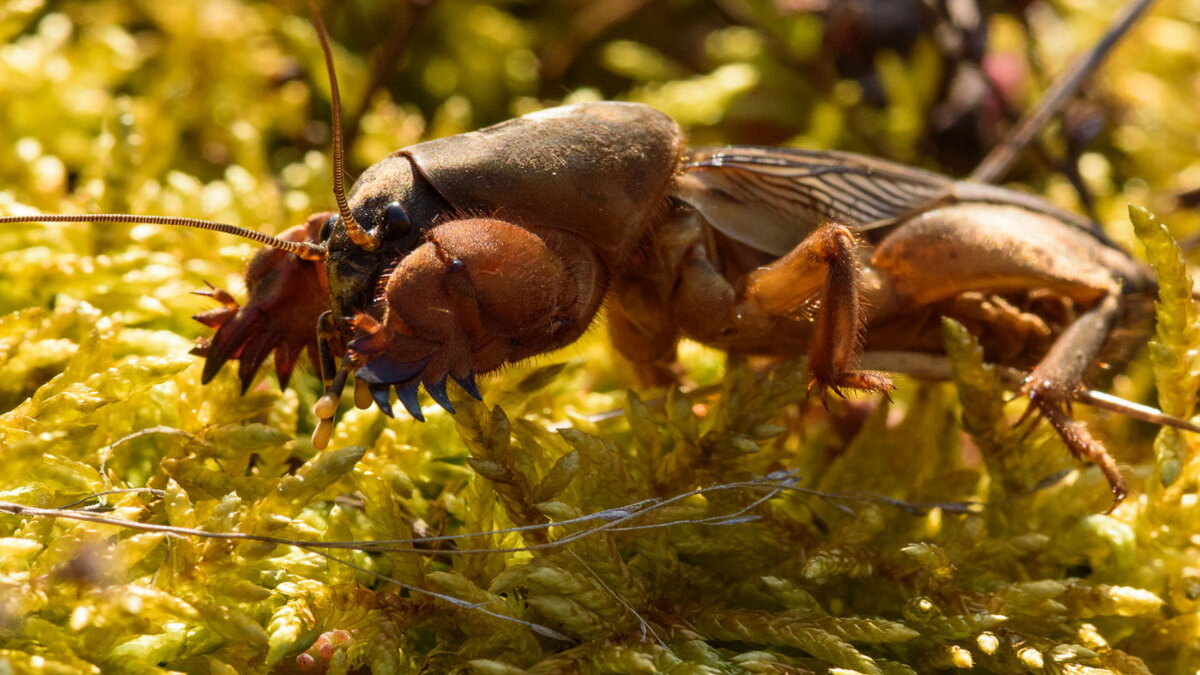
[1, 1, 1199, 673]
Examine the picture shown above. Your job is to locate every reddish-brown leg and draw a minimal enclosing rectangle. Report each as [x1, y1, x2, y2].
[740, 222, 895, 402]
[611, 213, 893, 399]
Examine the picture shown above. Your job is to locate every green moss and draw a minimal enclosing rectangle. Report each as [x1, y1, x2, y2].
[2, 1, 1199, 673]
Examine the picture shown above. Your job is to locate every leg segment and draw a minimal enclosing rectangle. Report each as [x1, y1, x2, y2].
[871, 204, 1147, 507]
[1021, 293, 1126, 509]
[739, 222, 894, 400]
[627, 213, 893, 398]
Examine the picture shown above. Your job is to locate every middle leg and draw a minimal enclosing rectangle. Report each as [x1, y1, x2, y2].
[738, 221, 894, 401]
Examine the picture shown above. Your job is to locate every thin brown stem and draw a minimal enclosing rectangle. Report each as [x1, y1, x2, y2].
[970, 0, 1157, 183]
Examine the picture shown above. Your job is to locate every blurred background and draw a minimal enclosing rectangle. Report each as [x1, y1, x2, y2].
[1, 2, 1200, 672]
[1, 0, 1196, 230]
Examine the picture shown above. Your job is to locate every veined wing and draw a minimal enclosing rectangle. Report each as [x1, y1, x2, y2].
[673, 146, 1102, 257]
[674, 146, 955, 256]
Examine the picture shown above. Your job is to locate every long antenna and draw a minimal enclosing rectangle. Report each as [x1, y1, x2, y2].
[307, 0, 378, 251]
[970, 0, 1157, 183]
[0, 213, 325, 259]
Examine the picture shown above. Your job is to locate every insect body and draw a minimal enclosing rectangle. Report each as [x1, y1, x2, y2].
[170, 99, 1151, 507]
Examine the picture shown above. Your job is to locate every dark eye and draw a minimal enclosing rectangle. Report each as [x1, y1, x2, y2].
[380, 201, 412, 241]
[318, 214, 339, 242]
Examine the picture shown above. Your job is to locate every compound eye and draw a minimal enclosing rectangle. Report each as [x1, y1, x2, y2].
[318, 214, 339, 242]
[380, 201, 412, 241]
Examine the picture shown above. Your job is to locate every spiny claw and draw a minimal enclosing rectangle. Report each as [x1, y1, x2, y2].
[190, 223, 326, 394]
[453, 372, 483, 401]
[354, 356, 431, 385]
[1106, 482, 1128, 515]
[1021, 376, 1075, 412]
[805, 380, 833, 410]
[192, 282, 238, 308]
[351, 339, 478, 419]
[396, 382, 425, 422]
[1016, 377, 1069, 436]
[1014, 400, 1043, 436]
[806, 370, 894, 408]
[370, 384, 394, 417]
[426, 376, 455, 413]
[193, 306, 237, 329]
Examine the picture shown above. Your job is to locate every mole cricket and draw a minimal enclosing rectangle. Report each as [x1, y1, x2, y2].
[1, 0, 1190, 509]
